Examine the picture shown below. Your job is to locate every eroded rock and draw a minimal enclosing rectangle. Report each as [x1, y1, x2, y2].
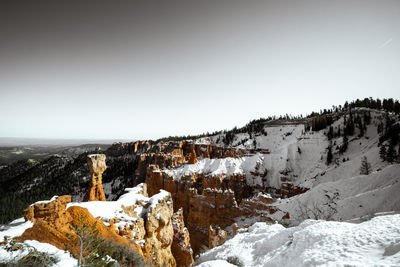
[83, 154, 107, 202]
[172, 208, 194, 267]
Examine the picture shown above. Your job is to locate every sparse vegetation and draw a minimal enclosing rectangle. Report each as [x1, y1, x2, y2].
[226, 256, 244, 267]
[65, 215, 144, 267]
[0, 238, 59, 267]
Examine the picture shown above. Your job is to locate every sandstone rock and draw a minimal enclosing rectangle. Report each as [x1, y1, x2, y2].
[232, 223, 238, 236]
[24, 195, 72, 226]
[143, 190, 176, 266]
[83, 154, 107, 202]
[209, 225, 228, 249]
[188, 145, 199, 164]
[146, 165, 283, 253]
[18, 196, 142, 255]
[16, 185, 184, 266]
[172, 208, 194, 267]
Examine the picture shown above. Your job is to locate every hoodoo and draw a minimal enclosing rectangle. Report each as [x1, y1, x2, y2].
[83, 154, 107, 202]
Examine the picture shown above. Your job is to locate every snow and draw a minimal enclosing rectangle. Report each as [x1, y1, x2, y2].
[25, 240, 77, 267]
[67, 183, 171, 237]
[0, 218, 33, 240]
[67, 183, 150, 220]
[0, 219, 76, 266]
[0, 239, 77, 266]
[272, 164, 400, 224]
[198, 260, 236, 267]
[163, 154, 267, 186]
[197, 214, 400, 266]
[30, 195, 59, 206]
[149, 189, 170, 208]
[194, 137, 212, 145]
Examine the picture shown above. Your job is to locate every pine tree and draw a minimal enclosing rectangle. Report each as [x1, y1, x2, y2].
[379, 145, 387, 161]
[358, 120, 364, 137]
[377, 122, 384, 134]
[364, 111, 371, 125]
[386, 142, 396, 163]
[340, 135, 348, 153]
[337, 126, 341, 137]
[360, 156, 371, 175]
[65, 215, 102, 266]
[328, 126, 334, 140]
[326, 146, 333, 165]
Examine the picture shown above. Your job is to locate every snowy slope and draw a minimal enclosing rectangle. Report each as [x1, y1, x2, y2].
[197, 214, 400, 267]
[203, 109, 400, 224]
[209, 109, 393, 189]
[271, 164, 400, 224]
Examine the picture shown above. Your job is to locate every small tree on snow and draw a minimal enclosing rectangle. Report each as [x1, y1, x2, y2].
[360, 156, 371, 175]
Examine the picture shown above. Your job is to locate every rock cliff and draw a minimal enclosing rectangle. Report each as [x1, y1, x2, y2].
[102, 140, 298, 254]
[16, 184, 185, 266]
[172, 208, 194, 267]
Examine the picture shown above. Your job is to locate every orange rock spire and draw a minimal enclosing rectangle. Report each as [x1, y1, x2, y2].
[83, 154, 107, 202]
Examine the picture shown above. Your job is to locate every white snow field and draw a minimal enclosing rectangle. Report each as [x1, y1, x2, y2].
[197, 214, 400, 267]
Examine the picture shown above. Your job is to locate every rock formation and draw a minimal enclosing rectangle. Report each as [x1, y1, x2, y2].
[16, 185, 184, 266]
[18, 196, 139, 253]
[14, 140, 310, 264]
[209, 225, 228, 249]
[172, 208, 194, 267]
[83, 154, 107, 201]
[146, 168, 281, 253]
[188, 145, 198, 164]
[102, 140, 308, 254]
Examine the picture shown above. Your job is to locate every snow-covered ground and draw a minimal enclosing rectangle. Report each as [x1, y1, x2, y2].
[0, 218, 77, 266]
[197, 214, 400, 267]
[162, 154, 267, 186]
[204, 109, 400, 224]
[271, 164, 400, 225]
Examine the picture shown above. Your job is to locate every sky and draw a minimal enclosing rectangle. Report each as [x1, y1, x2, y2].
[0, 0, 399, 140]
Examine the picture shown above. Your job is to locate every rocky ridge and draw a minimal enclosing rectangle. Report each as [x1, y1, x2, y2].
[10, 155, 195, 266]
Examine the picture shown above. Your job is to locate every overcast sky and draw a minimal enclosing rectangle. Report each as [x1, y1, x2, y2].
[0, 0, 399, 140]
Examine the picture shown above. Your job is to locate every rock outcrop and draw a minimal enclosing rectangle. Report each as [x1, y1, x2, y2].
[83, 154, 107, 202]
[16, 186, 182, 266]
[209, 225, 228, 249]
[102, 140, 308, 254]
[146, 168, 281, 253]
[172, 208, 194, 267]
[17, 196, 139, 254]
